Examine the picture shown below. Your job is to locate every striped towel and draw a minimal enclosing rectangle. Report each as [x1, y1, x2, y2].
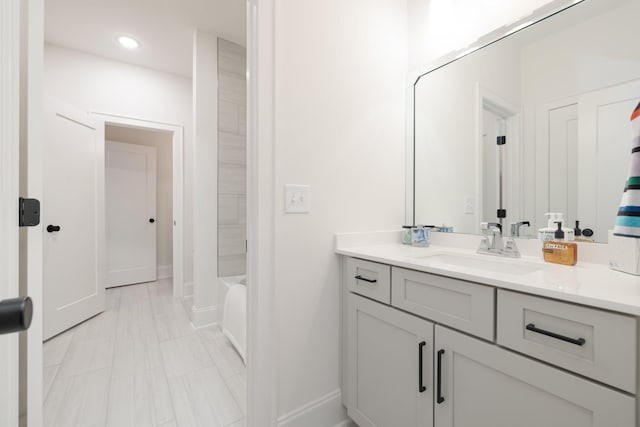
[614, 101, 640, 238]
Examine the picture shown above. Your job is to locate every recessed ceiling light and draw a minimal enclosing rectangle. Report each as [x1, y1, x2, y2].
[117, 36, 140, 49]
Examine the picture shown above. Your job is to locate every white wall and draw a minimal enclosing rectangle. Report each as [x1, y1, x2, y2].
[105, 125, 174, 275]
[269, 0, 408, 420]
[43, 44, 194, 284]
[192, 31, 218, 326]
[409, 0, 561, 70]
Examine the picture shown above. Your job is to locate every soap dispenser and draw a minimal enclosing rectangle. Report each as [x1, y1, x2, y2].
[538, 213, 558, 242]
[542, 222, 577, 265]
[555, 213, 575, 241]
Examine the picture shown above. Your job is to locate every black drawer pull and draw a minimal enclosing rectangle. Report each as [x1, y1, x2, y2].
[354, 275, 377, 284]
[418, 341, 426, 393]
[525, 323, 586, 346]
[436, 349, 445, 404]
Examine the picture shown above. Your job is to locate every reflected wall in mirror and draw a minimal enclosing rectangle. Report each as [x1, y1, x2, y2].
[412, 0, 640, 243]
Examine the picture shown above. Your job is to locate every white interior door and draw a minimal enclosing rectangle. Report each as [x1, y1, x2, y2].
[548, 104, 578, 225]
[578, 80, 640, 242]
[106, 140, 157, 287]
[1, 0, 22, 422]
[535, 98, 578, 232]
[43, 98, 105, 340]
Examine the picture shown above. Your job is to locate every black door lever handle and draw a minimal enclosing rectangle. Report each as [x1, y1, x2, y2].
[47, 225, 61, 233]
[0, 297, 33, 335]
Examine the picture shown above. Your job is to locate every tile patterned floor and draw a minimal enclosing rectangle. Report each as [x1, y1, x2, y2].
[43, 279, 246, 427]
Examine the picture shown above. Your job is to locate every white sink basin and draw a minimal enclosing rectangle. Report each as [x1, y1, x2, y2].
[420, 252, 542, 275]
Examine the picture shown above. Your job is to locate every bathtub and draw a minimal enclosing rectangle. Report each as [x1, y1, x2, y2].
[218, 275, 246, 363]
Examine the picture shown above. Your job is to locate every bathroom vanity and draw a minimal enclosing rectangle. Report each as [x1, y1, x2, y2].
[337, 232, 640, 427]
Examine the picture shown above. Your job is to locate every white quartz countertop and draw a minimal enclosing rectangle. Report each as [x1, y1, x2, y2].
[336, 241, 640, 316]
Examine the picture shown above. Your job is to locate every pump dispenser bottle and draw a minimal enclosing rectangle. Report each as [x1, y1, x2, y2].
[538, 213, 575, 242]
[542, 222, 578, 265]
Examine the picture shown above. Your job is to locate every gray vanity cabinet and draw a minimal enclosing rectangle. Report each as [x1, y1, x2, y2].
[343, 256, 637, 427]
[434, 325, 634, 427]
[347, 293, 434, 427]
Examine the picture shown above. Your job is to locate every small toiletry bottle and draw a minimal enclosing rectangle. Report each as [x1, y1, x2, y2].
[574, 221, 582, 237]
[538, 213, 558, 242]
[402, 226, 414, 245]
[542, 222, 577, 265]
[556, 213, 575, 241]
[411, 225, 430, 247]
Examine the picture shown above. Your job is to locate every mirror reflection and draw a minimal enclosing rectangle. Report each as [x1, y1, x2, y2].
[413, 0, 640, 243]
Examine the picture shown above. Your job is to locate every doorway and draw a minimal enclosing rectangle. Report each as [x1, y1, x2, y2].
[10, 0, 255, 425]
[97, 115, 185, 298]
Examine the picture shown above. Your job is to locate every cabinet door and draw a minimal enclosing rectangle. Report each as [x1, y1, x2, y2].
[434, 325, 635, 427]
[348, 294, 433, 427]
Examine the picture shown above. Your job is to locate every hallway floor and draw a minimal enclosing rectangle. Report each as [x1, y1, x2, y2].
[43, 279, 246, 427]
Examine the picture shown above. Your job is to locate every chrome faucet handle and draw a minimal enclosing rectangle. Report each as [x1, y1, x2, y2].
[510, 221, 531, 237]
[477, 236, 490, 252]
[487, 222, 502, 235]
[502, 238, 521, 258]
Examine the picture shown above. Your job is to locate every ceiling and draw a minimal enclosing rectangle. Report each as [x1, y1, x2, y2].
[45, 0, 246, 78]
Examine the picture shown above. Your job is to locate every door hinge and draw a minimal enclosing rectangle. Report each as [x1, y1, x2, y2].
[497, 136, 506, 146]
[19, 197, 40, 227]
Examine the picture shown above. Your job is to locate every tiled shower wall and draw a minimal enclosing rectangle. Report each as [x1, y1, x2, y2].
[218, 38, 247, 277]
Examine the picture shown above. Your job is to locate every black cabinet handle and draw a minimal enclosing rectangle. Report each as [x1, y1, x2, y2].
[436, 349, 445, 404]
[525, 323, 586, 346]
[149, 218, 155, 223]
[46, 225, 61, 233]
[0, 297, 33, 335]
[418, 341, 427, 393]
[354, 275, 377, 283]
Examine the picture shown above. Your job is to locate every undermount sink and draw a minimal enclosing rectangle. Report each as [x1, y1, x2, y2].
[419, 252, 542, 275]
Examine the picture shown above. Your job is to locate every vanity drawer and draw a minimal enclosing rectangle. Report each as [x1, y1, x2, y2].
[391, 267, 494, 341]
[497, 289, 637, 393]
[345, 258, 391, 304]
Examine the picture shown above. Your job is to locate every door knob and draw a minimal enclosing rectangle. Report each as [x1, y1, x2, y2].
[149, 218, 155, 223]
[47, 225, 61, 233]
[0, 297, 33, 335]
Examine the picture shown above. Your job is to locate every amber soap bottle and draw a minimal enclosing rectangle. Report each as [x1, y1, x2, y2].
[542, 222, 577, 266]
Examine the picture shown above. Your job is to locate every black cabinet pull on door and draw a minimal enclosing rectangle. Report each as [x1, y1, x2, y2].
[149, 218, 155, 223]
[46, 225, 61, 233]
[437, 349, 445, 403]
[418, 341, 427, 392]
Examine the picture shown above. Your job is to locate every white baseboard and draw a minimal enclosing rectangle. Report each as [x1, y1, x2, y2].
[157, 264, 173, 279]
[191, 304, 218, 329]
[277, 389, 351, 427]
[183, 281, 194, 297]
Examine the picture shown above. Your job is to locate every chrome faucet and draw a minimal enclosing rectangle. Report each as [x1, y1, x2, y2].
[487, 222, 503, 251]
[510, 221, 531, 237]
[477, 222, 521, 258]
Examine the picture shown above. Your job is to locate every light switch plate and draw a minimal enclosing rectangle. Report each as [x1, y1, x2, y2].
[285, 184, 310, 213]
[464, 196, 474, 214]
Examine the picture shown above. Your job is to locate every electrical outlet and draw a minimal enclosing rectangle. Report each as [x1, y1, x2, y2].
[285, 184, 310, 213]
[464, 196, 474, 214]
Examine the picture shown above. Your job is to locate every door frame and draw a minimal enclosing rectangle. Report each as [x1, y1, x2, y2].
[92, 113, 185, 298]
[475, 84, 520, 234]
[18, 0, 273, 425]
[1, 0, 23, 424]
